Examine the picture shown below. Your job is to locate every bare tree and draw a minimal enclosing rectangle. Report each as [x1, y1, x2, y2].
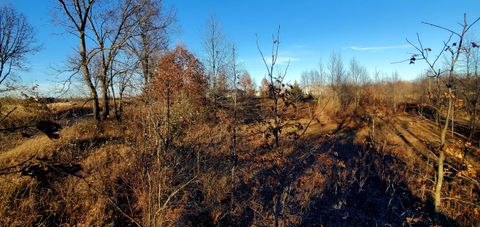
[300, 59, 326, 97]
[314, 58, 326, 96]
[202, 14, 230, 95]
[257, 26, 293, 227]
[388, 71, 400, 112]
[300, 71, 310, 88]
[257, 27, 283, 227]
[257, 27, 321, 227]
[229, 44, 239, 199]
[348, 57, 368, 107]
[127, 0, 176, 86]
[0, 4, 37, 88]
[55, 0, 100, 121]
[300, 69, 321, 95]
[110, 51, 137, 121]
[257, 27, 289, 154]
[87, 0, 143, 120]
[327, 51, 346, 105]
[457, 38, 480, 141]
[406, 13, 480, 215]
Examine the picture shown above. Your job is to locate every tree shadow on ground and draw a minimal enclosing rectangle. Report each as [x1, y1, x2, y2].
[299, 129, 456, 226]
[179, 113, 457, 226]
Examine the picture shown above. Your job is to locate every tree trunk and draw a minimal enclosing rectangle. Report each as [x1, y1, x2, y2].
[434, 88, 453, 214]
[434, 149, 445, 214]
[79, 32, 100, 122]
[110, 81, 120, 121]
[101, 78, 110, 120]
[274, 97, 280, 153]
[441, 90, 452, 145]
[91, 88, 100, 122]
[142, 56, 149, 85]
[118, 92, 124, 122]
[451, 104, 454, 137]
[141, 32, 151, 87]
[232, 78, 237, 188]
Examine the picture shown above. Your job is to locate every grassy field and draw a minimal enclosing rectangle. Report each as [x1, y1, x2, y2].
[0, 96, 478, 226]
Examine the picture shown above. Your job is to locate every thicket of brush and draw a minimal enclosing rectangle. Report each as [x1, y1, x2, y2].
[1, 74, 479, 225]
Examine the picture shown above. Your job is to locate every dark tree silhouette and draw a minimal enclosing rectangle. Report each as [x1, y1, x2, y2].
[0, 4, 37, 87]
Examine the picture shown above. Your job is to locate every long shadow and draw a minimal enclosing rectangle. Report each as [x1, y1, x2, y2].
[405, 104, 480, 145]
[216, 130, 331, 226]
[50, 136, 124, 163]
[397, 120, 473, 182]
[239, 97, 265, 124]
[182, 112, 458, 226]
[333, 115, 350, 135]
[394, 124, 433, 162]
[299, 131, 456, 226]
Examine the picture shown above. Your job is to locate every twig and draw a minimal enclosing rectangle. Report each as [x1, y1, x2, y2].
[442, 197, 480, 207]
[0, 107, 17, 124]
[422, 22, 460, 37]
[81, 98, 94, 108]
[75, 175, 143, 227]
[443, 162, 480, 187]
[0, 155, 36, 176]
[154, 175, 197, 219]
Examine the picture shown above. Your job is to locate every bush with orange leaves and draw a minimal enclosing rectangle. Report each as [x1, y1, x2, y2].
[128, 45, 210, 225]
[147, 45, 207, 106]
[144, 45, 208, 151]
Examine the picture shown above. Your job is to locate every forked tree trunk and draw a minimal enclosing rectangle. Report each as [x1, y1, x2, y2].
[79, 33, 100, 122]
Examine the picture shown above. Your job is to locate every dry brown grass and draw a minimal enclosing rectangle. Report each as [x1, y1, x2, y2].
[0, 99, 89, 151]
[0, 95, 479, 226]
[0, 114, 132, 226]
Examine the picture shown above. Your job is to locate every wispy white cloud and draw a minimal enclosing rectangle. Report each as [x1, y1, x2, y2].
[344, 44, 411, 51]
[260, 54, 301, 65]
[275, 56, 300, 65]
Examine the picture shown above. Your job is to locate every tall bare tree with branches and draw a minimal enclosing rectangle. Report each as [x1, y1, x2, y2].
[327, 51, 347, 107]
[257, 27, 290, 154]
[0, 4, 37, 89]
[56, 0, 100, 121]
[406, 13, 480, 216]
[348, 57, 368, 107]
[203, 14, 230, 99]
[87, 0, 143, 120]
[257, 26, 293, 227]
[127, 0, 176, 86]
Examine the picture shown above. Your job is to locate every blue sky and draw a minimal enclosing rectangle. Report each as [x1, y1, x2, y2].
[3, 0, 480, 92]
